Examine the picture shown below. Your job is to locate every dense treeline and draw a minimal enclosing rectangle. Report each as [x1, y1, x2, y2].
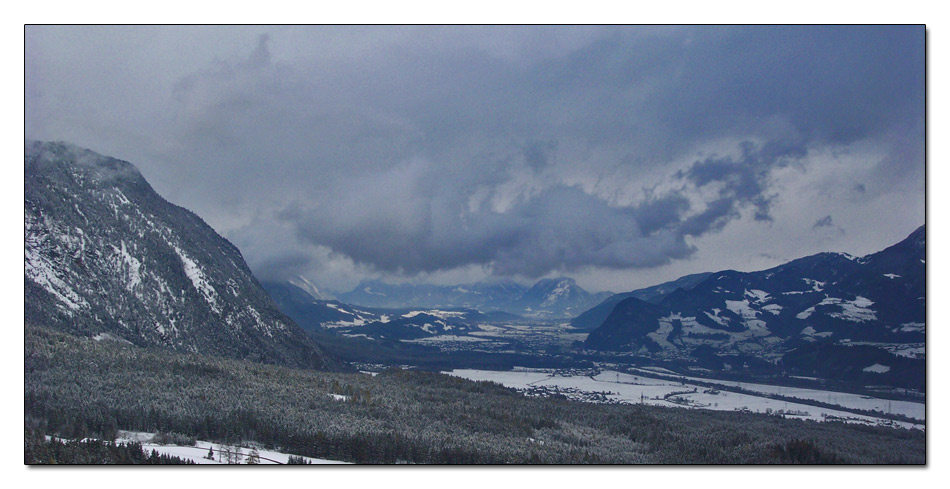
[25, 325, 924, 464]
[24, 430, 195, 464]
[308, 330, 590, 371]
[287, 455, 312, 464]
[781, 342, 925, 391]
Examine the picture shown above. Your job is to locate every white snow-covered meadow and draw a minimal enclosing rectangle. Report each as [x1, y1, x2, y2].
[624, 367, 925, 421]
[445, 368, 924, 430]
[115, 431, 350, 464]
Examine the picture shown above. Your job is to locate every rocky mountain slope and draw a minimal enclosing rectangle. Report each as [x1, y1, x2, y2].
[24, 141, 339, 370]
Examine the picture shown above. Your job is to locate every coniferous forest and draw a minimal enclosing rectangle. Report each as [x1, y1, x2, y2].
[24, 434, 196, 465]
[25, 324, 924, 464]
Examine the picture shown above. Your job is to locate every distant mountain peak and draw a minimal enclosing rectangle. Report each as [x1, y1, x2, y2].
[335, 276, 608, 318]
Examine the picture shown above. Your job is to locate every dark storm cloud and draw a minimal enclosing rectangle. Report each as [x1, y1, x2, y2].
[811, 215, 845, 235]
[677, 198, 738, 237]
[25, 25, 925, 289]
[280, 183, 697, 278]
[640, 26, 924, 147]
[483, 26, 924, 160]
[523, 140, 557, 173]
[813, 215, 834, 229]
[678, 140, 808, 222]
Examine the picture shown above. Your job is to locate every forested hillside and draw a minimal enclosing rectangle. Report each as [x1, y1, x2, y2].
[25, 324, 924, 464]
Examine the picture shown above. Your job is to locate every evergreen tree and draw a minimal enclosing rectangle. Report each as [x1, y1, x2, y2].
[287, 455, 311, 464]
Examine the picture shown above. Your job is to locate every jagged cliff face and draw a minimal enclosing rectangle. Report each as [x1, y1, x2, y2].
[24, 141, 338, 370]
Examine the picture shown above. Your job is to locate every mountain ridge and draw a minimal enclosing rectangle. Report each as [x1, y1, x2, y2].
[25, 140, 342, 370]
[336, 276, 611, 318]
[583, 225, 925, 389]
[570, 272, 714, 331]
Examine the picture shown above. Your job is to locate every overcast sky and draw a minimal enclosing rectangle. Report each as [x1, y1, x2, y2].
[25, 25, 925, 294]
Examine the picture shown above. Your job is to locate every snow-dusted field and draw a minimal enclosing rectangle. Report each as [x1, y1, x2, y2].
[403, 334, 491, 343]
[116, 431, 350, 464]
[445, 369, 924, 430]
[623, 367, 925, 421]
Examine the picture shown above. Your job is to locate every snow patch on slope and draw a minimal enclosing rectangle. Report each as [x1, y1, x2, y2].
[725, 299, 757, 320]
[863, 364, 891, 374]
[796, 307, 815, 320]
[402, 310, 466, 320]
[822, 296, 877, 323]
[899, 322, 925, 333]
[704, 310, 728, 326]
[540, 280, 573, 307]
[173, 245, 221, 314]
[796, 296, 876, 323]
[24, 220, 89, 313]
[111, 240, 142, 292]
[744, 289, 770, 302]
[802, 278, 825, 292]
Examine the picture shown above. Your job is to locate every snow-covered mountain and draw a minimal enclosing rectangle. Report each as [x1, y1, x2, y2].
[337, 279, 527, 311]
[570, 272, 714, 331]
[264, 280, 518, 340]
[24, 141, 339, 370]
[262, 280, 383, 330]
[510, 277, 613, 318]
[583, 226, 925, 388]
[336, 277, 610, 318]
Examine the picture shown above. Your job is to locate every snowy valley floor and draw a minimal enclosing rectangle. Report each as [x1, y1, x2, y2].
[446, 368, 924, 430]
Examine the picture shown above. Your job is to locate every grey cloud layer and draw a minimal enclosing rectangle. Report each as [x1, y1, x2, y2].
[26, 25, 925, 287]
[275, 138, 816, 277]
[679, 140, 808, 223]
[280, 183, 700, 277]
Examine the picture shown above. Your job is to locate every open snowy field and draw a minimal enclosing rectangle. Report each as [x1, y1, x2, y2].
[116, 431, 350, 464]
[445, 369, 924, 430]
[624, 367, 925, 421]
